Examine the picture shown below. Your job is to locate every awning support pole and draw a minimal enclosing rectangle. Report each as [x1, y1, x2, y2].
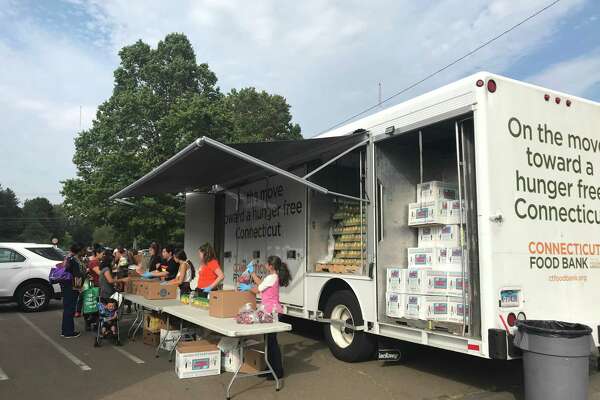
[302, 138, 370, 179]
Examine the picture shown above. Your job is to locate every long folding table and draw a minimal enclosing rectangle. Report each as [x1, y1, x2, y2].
[162, 304, 292, 400]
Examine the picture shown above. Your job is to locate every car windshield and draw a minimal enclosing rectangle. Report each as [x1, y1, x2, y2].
[26, 247, 65, 261]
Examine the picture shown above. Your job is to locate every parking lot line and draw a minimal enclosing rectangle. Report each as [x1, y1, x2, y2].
[0, 367, 8, 380]
[113, 347, 145, 364]
[18, 314, 91, 371]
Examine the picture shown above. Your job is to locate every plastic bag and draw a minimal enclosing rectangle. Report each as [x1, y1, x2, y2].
[516, 320, 592, 338]
[256, 304, 274, 323]
[235, 303, 258, 325]
[238, 271, 251, 284]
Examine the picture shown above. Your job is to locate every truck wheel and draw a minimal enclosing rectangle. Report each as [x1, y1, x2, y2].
[323, 290, 376, 362]
[17, 283, 51, 312]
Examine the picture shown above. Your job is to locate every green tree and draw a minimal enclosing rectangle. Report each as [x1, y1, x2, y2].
[0, 185, 22, 241]
[224, 87, 302, 142]
[20, 221, 51, 243]
[21, 197, 66, 240]
[92, 225, 118, 248]
[62, 33, 302, 247]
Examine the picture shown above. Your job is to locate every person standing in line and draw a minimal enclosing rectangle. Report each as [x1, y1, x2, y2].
[60, 243, 84, 338]
[238, 255, 291, 380]
[195, 243, 224, 298]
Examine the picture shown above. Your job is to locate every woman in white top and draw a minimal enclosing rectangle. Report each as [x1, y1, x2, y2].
[164, 250, 195, 295]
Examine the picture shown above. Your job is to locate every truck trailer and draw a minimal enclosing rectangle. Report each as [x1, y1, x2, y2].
[111, 72, 600, 362]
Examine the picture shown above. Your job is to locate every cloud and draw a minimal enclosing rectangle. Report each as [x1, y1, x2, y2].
[527, 50, 600, 96]
[0, 0, 595, 204]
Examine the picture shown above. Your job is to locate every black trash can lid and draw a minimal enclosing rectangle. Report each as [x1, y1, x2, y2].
[516, 320, 592, 338]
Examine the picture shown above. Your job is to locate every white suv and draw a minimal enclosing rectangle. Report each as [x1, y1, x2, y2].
[0, 243, 65, 312]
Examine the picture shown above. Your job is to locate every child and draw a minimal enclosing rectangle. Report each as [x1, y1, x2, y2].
[98, 298, 118, 337]
[238, 255, 291, 380]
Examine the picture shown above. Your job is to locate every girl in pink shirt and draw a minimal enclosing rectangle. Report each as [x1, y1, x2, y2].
[238, 255, 291, 380]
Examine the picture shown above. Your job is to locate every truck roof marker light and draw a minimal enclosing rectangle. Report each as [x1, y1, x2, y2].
[507, 312, 517, 327]
[476, 79, 484, 87]
[555, 97, 561, 104]
[566, 99, 572, 107]
[544, 94, 550, 101]
[487, 79, 497, 93]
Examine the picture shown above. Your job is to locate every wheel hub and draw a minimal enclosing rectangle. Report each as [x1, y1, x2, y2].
[330, 304, 355, 349]
[23, 288, 46, 310]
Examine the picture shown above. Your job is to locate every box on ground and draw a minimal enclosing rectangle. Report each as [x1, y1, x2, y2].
[240, 348, 267, 374]
[209, 290, 257, 318]
[175, 340, 221, 379]
[386, 267, 407, 292]
[417, 181, 458, 203]
[143, 329, 161, 346]
[144, 311, 161, 332]
[160, 329, 181, 351]
[160, 315, 179, 331]
[142, 281, 177, 300]
[386, 292, 405, 319]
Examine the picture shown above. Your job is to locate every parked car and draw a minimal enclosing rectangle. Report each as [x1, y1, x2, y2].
[0, 243, 65, 311]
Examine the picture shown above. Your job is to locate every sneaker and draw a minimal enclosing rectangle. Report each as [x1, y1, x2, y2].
[63, 332, 81, 339]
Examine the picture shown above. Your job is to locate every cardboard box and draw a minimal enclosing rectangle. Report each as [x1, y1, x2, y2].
[418, 225, 461, 247]
[175, 340, 221, 379]
[160, 329, 181, 351]
[160, 315, 179, 331]
[405, 294, 448, 321]
[386, 292, 405, 319]
[416, 181, 458, 203]
[445, 200, 465, 225]
[408, 201, 446, 226]
[407, 247, 443, 267]
[221, 345, 242, 372]
[142, 281, 177, 300]
[143, 329, 161, 346]
[386, 267, 406, 293]
[240, 348, 267, 374]
[144, 312, 161, 333]
[209, 290, 257, 318]
[448, 271, 469, 297]
[448, 296, 469, 324]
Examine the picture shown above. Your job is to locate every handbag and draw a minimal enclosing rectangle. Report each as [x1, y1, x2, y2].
[49, 258, 73, 284]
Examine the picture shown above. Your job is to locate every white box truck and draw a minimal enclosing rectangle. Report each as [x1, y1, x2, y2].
[111, 72, 600, 362]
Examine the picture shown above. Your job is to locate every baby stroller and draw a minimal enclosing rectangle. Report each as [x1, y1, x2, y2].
[94, 292, 123, 347]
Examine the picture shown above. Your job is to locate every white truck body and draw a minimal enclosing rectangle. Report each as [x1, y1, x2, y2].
[176, 72, 600, 360]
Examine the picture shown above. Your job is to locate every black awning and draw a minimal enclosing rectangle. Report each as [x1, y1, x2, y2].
[110, 133, 367, 199]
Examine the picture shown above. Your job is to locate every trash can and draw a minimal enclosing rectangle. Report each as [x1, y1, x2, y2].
[514, 320, 593, 400]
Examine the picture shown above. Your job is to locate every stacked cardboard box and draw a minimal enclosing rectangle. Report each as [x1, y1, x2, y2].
[385, 181, 469, 324]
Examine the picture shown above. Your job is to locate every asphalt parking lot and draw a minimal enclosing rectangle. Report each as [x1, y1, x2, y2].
[0, 300, 598, 400]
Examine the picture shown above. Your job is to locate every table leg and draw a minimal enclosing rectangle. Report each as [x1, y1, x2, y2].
[128, 306, 141, 339]
[263, 333, 280, 391]
[226, 343, 245, 400]
[156, 314, 169, 358]
[169, 320, 184, 362]
[131, 308, 144, 340]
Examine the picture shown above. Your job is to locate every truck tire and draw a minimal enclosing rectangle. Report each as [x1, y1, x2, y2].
[323, 290, 376, 362]
[16, 282, 51, 312]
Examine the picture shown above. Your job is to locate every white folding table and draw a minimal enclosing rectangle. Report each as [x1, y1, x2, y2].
[162, 304, 292, 400]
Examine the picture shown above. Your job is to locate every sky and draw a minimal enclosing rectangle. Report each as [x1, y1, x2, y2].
[0, 0, 599, 204]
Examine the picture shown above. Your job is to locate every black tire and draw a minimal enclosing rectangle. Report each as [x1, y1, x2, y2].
[16, 282, 51, 312]
[323, 290, 376, 362]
